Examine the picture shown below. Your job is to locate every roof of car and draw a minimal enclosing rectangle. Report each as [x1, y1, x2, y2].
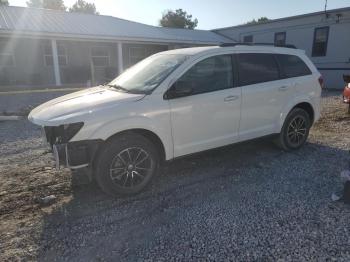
[161, 45, 304, 56]
[162, 46, 220, 55]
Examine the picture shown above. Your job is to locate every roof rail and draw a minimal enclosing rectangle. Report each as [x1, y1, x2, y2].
[219, 42, 297, 49]
[220, 43, 251, 47]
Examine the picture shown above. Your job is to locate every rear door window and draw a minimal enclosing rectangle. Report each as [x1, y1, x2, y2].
[237, 53, 280, 86]
[276, 54, 312, 78]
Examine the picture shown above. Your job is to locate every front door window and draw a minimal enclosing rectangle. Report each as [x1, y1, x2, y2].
[176, 55, 233, 95]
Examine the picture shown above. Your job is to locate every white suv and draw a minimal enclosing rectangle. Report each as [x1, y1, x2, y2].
[29, 44, 322, 196]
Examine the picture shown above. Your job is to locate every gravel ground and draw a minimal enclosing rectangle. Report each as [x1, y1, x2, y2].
[1, 91, 350, 261]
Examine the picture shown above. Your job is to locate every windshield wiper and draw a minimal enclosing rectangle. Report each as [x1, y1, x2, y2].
[106, 84, 130, 93]
[106, 84, 148, 95]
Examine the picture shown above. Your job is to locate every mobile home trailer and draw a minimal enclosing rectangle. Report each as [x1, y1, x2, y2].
[214, 7, 350, 89]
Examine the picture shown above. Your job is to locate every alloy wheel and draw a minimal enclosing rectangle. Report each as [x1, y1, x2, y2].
[109, 147, 152, 188]
[287, 116, 307, 146]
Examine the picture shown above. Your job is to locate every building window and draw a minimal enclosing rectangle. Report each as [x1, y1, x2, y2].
[91, 46, 110, 67]
[243, 35, 253, 43]
[0, 40, 15, 66]
[129, 47, 145, 65]
[44, 44, 68, 66]
[312, 27, 329, 57]
[275, 32, 286, 46]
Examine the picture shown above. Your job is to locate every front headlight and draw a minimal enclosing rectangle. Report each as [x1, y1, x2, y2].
[62, 122, 84, 142]
[44, 122, 84, 145]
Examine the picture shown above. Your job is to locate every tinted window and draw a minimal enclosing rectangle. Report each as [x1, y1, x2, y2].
[312, 27, 329, 57]
[176, 55, 233, 95]
[237, 53, 279, 86]
[277, 54, 312, 78]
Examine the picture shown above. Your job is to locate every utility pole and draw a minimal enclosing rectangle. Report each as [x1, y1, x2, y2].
[325, 0, 328, 13]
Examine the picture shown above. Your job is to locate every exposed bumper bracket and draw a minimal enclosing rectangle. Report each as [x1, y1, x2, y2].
[52, 140, 102, 170]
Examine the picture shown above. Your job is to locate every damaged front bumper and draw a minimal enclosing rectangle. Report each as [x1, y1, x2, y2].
[41, 124, 102, 170]
[52, 140, 101, 170]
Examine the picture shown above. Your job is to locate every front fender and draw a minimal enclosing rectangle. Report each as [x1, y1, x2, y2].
[76, 116, 173, 160]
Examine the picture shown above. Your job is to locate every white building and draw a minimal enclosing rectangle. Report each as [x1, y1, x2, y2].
[214, 7, 350, 89]
[0, 6, 228, 88]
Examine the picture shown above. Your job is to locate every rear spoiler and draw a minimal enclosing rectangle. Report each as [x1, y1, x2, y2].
[344, 75, 350, 83]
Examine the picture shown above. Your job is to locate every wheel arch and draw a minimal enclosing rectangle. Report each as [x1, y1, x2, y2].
[86, 115, 173, 162]
[104, 129, 167, 163]
[292, 102, 315, 124]
[91, 128, 168, 176]
[279, 100, 315, 132]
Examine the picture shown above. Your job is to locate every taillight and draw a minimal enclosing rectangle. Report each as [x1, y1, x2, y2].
[318, 76, 324, 88]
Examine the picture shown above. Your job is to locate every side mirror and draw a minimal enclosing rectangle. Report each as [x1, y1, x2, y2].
[164, 81, 193, 99]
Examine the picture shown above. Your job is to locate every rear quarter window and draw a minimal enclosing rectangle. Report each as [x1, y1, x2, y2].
[276, 54, 312, 78]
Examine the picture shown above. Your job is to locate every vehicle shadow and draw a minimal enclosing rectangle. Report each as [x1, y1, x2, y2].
[36, 138, 350, 261]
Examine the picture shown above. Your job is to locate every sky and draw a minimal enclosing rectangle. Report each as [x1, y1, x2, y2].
[9, 0, 350, 29]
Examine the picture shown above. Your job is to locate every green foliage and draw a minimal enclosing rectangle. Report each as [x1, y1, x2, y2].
[26, 0, 42, 8]
[0, 0, 9, 5]
[43, 0, 66, 10]
[69, 0, 99, 15]
[26, 0, 66, 11]
[245, 17, 270, 25]
[159, 9, 198, 29]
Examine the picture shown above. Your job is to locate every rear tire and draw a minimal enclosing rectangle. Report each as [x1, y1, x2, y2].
[275, 108, 311, 151]
[94, 133, 159, 196]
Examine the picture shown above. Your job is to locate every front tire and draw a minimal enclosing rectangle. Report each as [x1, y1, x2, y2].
[95, 133, 159, 196]
[276, 108, 311, 151]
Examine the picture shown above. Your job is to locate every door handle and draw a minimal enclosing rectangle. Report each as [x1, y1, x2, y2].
[278, 85, 289, 91]
[224, 95, 239, 102]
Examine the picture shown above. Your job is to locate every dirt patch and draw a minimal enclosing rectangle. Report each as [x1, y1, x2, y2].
[313, 94, 350, 133]
[309, 92, 350, 148]
[0, 162, 72, 260]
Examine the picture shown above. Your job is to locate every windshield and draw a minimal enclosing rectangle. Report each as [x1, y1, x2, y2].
[108, 54, 188, 94]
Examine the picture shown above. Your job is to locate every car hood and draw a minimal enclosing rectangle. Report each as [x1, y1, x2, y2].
[28, 86, 145, 126]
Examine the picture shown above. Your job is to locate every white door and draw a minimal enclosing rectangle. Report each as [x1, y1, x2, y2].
[166, 55, 242, 157]
[237, 53, 295, 140]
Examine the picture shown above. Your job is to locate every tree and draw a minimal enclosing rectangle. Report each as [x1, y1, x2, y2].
[0, 0, 9, 5]
[26, 0, 42, 8]
[43, 0, 66, 10]
[159, 9, 198, 29]
[245, 17, 269, 25]
[27, 0, 66, 11]
[69, 0, 99, 14]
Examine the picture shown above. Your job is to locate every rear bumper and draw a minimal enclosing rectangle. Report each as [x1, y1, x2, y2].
[53, 140, 102, 170]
